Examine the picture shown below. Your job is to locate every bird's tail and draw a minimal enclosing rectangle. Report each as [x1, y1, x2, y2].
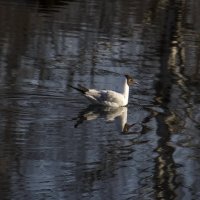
[68, 84, 89, 94]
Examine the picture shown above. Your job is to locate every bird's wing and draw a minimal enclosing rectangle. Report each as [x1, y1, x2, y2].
[85, 89, 125, 106]
[84, 89, 102, 102]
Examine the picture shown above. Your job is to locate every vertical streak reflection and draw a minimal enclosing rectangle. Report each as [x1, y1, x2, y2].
[153, 0, 185, 199]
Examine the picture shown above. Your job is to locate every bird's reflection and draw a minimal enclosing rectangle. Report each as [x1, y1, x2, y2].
[72, 105, 135, 134]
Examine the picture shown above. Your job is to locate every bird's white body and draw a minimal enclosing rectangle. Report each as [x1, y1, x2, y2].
[83, 77, 129, 107]
[68, 75, 133, 108]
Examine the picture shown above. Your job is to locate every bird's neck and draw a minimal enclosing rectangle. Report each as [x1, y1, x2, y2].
[122, 79, 129, 105]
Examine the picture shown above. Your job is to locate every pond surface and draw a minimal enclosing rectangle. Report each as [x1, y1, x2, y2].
[0, 0, 200, 200]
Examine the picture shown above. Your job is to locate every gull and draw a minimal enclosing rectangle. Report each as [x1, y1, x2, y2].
[72, 105, 135, 133]
[68, 74, 135, 107]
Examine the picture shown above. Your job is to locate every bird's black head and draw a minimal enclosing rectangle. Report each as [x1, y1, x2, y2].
[125, 74, 134, 86]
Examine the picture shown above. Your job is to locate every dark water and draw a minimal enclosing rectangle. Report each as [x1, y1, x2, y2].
[0, 0, 200, 199]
